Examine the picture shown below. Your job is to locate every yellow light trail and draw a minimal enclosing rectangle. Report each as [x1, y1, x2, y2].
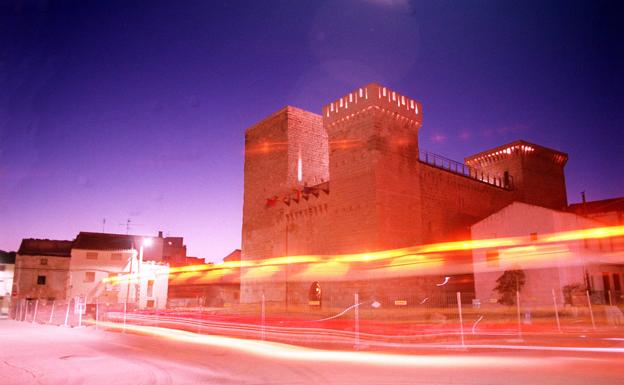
[102, 225, 624, 285]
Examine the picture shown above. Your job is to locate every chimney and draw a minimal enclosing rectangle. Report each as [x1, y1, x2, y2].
[158, 231, 163, 238]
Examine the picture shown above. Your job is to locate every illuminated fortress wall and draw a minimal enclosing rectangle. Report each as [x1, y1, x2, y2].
[240, 83, 568, 305]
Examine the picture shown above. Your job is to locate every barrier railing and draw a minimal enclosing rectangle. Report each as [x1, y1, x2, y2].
[419, 150, 513, 190]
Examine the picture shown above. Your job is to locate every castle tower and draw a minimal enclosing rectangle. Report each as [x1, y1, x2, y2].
[242, 106, 328, 260]
[465, 140, 568, 210]
[322, 83, 424, 252]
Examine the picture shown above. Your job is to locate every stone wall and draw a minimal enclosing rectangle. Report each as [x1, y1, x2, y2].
[13, 254, 70, 300]
[240, 84, 570, 305]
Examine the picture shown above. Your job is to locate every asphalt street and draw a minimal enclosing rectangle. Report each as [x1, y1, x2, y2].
[0, 320, 622, 385]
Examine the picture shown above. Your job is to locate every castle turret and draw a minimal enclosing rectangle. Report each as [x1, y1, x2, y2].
[323, 83, 424, 252]
[242, 106, 328, 260]
[465, 140, 568, 210]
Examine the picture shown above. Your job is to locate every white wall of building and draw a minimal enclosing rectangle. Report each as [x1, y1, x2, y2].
[0, 262, 15, 314]
[471, 202, 622, 306]
[69, 248, 168, 309]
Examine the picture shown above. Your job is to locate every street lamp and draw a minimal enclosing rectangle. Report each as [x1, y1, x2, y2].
[136, 238, 153, 309]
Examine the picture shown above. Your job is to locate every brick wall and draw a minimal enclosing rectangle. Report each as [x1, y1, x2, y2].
[419, 164, 514, 243]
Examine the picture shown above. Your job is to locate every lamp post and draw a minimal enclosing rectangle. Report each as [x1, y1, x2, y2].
[135, 238, 152, 309]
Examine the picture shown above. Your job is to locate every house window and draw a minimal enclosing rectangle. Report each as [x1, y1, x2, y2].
[84, 272, 95, 282]
[111, 253, 123, 261]
[40, 258, 48, 265]
[106, 273, 120, 292]
[86, 252, 98, 260]
[486, 250, 500, 267]
[147, 280, 154, 297]
[37, 275, 46, 285]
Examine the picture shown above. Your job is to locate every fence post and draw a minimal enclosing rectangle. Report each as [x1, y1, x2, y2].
[457, 292, 465, 347]
[516, 291, 522, 338]
[551, 289, 561, 333]
[64, 299, 71, 327]
[261, 293, 266, 341]
[78, 302, 83, 328]
[586, 290, 596, 330]
[32, 299, 39, 324]
[197, 302, 203, 334]
[49, 300, 55, 324]
[354, 292, 360, 349]
[608, 290, 613, 306]
[123, 300, 127, 332]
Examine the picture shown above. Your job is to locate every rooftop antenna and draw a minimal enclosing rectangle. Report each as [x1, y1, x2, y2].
[118, 219, 143, 235]
[102, 218, 106, 233]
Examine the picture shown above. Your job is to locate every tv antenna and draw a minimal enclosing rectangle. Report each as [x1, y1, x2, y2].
[118, 219, 143, 234]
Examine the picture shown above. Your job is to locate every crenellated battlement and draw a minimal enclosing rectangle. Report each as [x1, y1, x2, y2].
[323, 83, 422, 125]
[465, 140, 568, 168]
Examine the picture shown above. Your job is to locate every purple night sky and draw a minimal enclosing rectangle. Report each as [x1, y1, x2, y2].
[1, 1, 622, 261]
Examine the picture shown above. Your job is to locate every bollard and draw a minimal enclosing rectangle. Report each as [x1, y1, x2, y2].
[354, 293, 360, 348]
[261, 293, 266, 341]
[49, 300, 55, 324]
[516, 291, 522, 338]
[586, 290, 596, 330]
[32, 299, 39, 324]
[457, 292, 465, 347]
[552, 289, 562, 333]
[64, 299, 71, 327]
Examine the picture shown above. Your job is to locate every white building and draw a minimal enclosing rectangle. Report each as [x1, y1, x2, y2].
[0, 251, 16, 314]
[69, 232, 169, 309]
[471, 202, 624, 307]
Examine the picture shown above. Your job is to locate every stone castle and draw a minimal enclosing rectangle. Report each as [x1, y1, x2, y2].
[241, 83, 568, 305]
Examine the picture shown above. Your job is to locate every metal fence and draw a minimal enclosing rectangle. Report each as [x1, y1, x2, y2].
[8, 298, 131, 327]
[419, 150, 513, 190]
[8, 288, 623, 349]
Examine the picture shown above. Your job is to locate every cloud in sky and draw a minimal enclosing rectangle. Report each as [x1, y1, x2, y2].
[364, 0, 410, 10]
[482, 124, 528, 138]
[430, 134, 447, 144]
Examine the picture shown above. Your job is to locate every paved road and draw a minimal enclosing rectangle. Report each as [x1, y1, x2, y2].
[0, 320, 622, 385]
